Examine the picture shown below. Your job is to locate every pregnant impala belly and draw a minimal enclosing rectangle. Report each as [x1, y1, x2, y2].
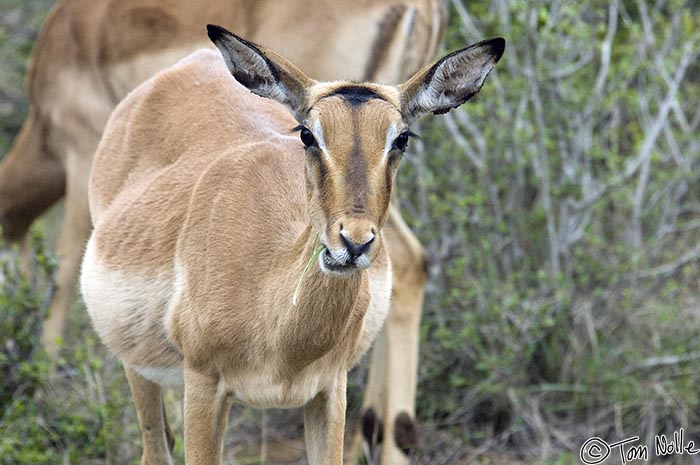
[81, 237, 183, 369]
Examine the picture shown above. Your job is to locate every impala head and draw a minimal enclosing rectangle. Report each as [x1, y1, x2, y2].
[207, 25, 504, 277]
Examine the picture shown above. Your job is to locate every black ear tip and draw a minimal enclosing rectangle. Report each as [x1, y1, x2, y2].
[489, 37, 506, 61]
[206, 24, 228, 42]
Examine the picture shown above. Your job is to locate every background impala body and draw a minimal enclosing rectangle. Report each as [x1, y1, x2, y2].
[0, 0, 442, 347]
[80, 24, 503, 465]
[0, 1, 444, 463]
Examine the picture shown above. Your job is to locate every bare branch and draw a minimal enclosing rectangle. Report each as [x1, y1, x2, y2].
[635, 244, 700, 279]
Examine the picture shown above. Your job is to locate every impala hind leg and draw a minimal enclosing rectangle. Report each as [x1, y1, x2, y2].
[0, 111, 65, 281]
[125, 368, 174, 465]
[0, 111, 66, 245]
[352, 205, 427, 465]
[305, 372, 348, 465]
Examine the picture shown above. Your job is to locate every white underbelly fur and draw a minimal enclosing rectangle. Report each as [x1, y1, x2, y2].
[80, 237, 180, 364]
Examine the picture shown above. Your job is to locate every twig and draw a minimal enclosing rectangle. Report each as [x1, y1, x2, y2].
[634, 244, 700, 279]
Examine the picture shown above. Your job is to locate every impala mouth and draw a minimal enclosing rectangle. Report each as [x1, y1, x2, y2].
[319, 246, 369, 277]
[320, 248, 353, 275]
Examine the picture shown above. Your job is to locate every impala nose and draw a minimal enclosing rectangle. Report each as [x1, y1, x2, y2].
[339, 227, 375, 259]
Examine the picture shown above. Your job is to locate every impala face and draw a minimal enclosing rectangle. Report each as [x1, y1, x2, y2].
[207, 24, 505, 279]
[299, 84, 412, 277]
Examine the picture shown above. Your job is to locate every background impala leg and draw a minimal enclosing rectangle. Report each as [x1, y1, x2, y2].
[381, 206, 427, 465]
[0, 110, 65, 282]
[350, 205, 428, 465]
[41, 149, 92, 354]
[124, 368, 174, 465]
[0, 110, 66, 246]
[162, 400, 176, 453]
[380, 275, 424, 465]
[17, 233, 33, 278]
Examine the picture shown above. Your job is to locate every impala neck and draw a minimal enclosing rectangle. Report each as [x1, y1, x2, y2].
[280, 225, 369, 374]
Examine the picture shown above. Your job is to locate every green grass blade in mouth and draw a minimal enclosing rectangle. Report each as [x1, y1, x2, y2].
[292, 236, 325, 306]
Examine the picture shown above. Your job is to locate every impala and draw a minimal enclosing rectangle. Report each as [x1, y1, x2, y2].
[1, 2, 446, 463]
[80, 25, 503, 465]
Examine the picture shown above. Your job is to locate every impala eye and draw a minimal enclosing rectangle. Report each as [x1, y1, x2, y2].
[300, 127, 316, 147]
[393, 132, 411, 151]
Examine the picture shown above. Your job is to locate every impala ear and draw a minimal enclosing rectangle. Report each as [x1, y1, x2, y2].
[398, 38, 505, 122]
[207, 24, 315, 117]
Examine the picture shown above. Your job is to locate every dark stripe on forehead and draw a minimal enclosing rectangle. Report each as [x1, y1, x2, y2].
[322, 86, 386, 106]
[346, 112, 368, 210]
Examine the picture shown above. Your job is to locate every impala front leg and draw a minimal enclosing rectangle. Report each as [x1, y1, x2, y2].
[183, 367, 230, 465]
[305, 372, 348, 465]
[124, 368, 174, 465]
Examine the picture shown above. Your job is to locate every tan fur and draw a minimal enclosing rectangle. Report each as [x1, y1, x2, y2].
[0, 2, 446, 464]
[81, 28, 503, 464]
[82, 48, 402, 465]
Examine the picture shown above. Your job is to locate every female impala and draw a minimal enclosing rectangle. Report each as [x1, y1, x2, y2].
[80, 25, 503, 465]
[1, 2, 446, 462]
